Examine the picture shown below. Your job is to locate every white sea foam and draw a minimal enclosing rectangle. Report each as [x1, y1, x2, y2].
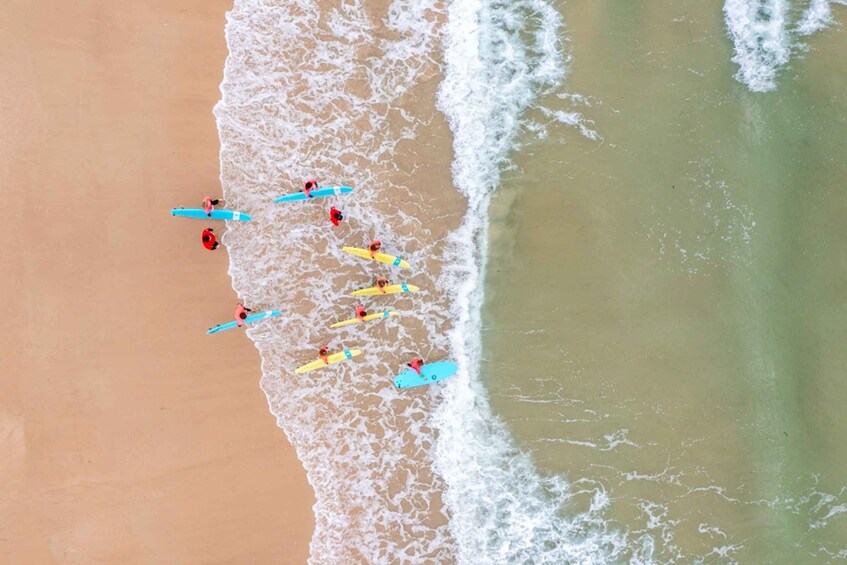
[723, 0, 791, 92]
[215, 1, 457, 561]
[433, 0, 626, 562]
[796, 0, 847, 34]
[797, 0, 836, 34]
[724, 0, 846, 91]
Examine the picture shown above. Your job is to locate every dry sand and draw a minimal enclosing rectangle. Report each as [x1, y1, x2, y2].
[0, 0, 314, 562]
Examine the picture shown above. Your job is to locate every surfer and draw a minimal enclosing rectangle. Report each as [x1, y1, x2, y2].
[302, 179, 318, 198]
[376, 276, 389, 293]
[234, 303, 252, 327]
[368, 240, 382, 258]
[201, 228, 219, 250]
[319, 346, 330, 365]
[407, 357, 424, 375]
[355, 305, 368, 322]
[201, 196, 221, 217]
[329, 207, 344, 226]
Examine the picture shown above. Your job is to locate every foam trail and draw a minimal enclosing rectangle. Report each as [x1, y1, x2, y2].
[796, 0, 847, 34]
[434, 0, 625, 562]
[723, 0, 791, 92]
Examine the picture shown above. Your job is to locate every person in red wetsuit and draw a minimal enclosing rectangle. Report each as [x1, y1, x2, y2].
[201, 196, 221, 217]
[407, 357, 425, 375]
[319, 346, 330, 365]
[201, 228, 219, 250]
[375, 276, 389, 293]
[234, 303, 252, 327]
[302, 179, 318, 198]
[368, 239, 382, 258]
[355, 305, 368, 322]
[329, 207, 344, 226]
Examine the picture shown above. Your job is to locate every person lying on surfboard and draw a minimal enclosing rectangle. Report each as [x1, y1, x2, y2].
[201, 196, 221, 217]
[355, 305, 368, 322]
[369, 240, 382, 258]
[376, 276, 389, 293]
[302, 179, 318, 198]
[319, 346, 330, 365]
[408, 357, 424, 375]
[329, 207, 344, 226]
[234, 303, 252, 327]
[201, 228, 219, 250]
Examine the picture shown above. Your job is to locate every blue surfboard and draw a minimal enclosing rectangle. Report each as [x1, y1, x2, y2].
[207, 310, 282, 335]
[393, 361, 458, 389]
[171, 208, 252, 221]
[273, 185, 353, 203]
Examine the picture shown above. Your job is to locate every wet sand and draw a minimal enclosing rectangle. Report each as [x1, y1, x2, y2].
[0, 1, 313, 562]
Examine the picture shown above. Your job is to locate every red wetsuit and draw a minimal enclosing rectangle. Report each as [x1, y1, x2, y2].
[329, 207, 343, 226]
[202, 228, 218, 250]
[355, 305, 368, 321]
[408, 357, 424, 375]
[369, 240, 382, 258]
[376, 277, 389, 294]
[319, 347, 330, 365]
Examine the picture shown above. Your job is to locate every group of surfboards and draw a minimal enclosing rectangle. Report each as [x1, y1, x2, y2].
[171, 182, 458, 389]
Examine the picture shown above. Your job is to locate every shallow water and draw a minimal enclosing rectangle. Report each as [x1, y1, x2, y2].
[482, 0, 847, 561]
[215, 0, 847, 561]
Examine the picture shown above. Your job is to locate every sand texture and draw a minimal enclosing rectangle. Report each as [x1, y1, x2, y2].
[0, 1, 314, 562]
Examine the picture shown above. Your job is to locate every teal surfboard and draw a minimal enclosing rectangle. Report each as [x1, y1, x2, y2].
[273, 186, 353, 203]
[207, 310, 282, 335]
[171, 208, 251, 221]
[393, 361, 458, 389]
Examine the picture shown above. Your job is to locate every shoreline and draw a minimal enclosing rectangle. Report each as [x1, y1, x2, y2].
[213, 1, 467, 559]
[0, 1, 314, 561]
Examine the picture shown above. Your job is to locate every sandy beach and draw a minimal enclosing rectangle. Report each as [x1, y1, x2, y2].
[0, 1, 314, 562]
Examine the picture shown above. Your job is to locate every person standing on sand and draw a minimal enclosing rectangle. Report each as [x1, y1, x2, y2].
[201, 196, 221, 217]
[234, 303, 252, 327]
[201, 228, 219, 250]
[376, 276, 389, 293]
[407, 357, 424, 375]
[368, 239, 381, 258]
[329, 207, 344, 226]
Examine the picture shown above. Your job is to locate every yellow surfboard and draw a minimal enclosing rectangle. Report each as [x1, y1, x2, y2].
[350, 284, 420, 297]
[295, 349, 362, 374]
[342, 246, 411, 269]
[330, 310, 399, 328]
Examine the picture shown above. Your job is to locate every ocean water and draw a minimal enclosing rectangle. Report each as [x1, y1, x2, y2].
[214, 0, 847, 562]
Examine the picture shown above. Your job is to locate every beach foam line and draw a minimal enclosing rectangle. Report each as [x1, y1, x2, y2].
[434, 0, 626, 562]
[214, 0, 459, 561]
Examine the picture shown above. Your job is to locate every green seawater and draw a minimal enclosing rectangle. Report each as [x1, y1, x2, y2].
[481, 2, 847, 561]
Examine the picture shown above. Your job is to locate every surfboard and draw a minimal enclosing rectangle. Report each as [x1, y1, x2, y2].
[207, 310, 282, 335]
[393, 361, 458, 389]
[350, 284, 420, 297]
[171, 208, 252, 221]
[330, 310, 398, 329]
[273, 186, 353, 203]
[295, 349, 362, 374]
[342, 247, 410, 269]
